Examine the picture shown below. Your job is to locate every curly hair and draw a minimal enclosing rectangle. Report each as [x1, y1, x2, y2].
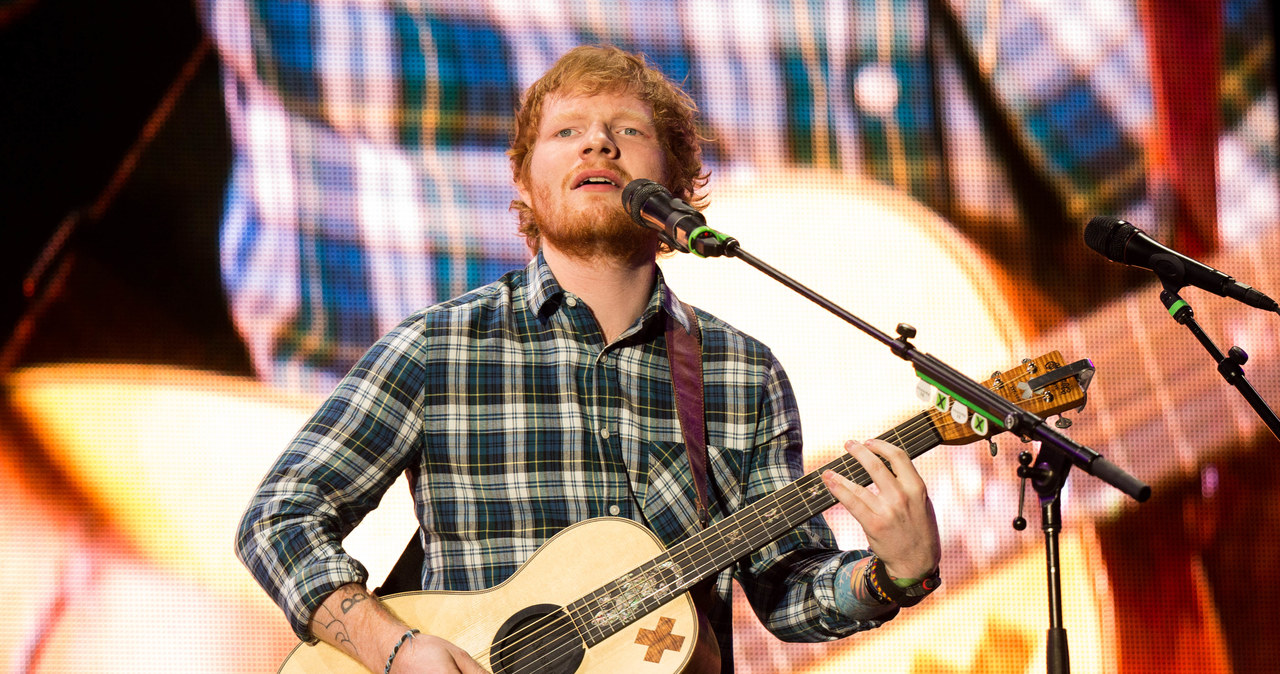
[508, 45, 709, 253]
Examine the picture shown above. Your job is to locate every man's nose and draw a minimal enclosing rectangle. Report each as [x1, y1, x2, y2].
[580, 123, 617, 158]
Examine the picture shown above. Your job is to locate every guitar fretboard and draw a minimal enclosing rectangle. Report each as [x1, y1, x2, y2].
[565, 410, 942, 646]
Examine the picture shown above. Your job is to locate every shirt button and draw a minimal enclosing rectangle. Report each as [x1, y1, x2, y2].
[608, 504, 621, 516]
[600, 427, 611, 439]
[565, 295, 578, 307]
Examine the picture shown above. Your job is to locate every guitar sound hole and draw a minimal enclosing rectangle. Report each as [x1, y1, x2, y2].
[490, 603, 585, 674]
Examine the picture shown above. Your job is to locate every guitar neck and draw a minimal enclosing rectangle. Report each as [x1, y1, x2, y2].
[567, 411, 942, 646]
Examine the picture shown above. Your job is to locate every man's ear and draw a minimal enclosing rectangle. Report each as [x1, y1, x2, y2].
[515, 177, 532, 206]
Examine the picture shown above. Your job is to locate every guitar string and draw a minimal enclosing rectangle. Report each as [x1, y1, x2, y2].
[457, 362, 1070, 673]
[483, 409, 929, 674]
[472, 363, 1067, 673]
[600, 359, 1069, 633]
[465, 362, 1067, 673]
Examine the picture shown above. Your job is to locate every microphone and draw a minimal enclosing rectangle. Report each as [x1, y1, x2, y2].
[1084, 216, 1279, 313]
[622, 179, 725, 257]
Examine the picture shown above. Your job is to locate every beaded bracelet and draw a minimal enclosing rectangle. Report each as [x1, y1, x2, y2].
[384, 628, 419, 674]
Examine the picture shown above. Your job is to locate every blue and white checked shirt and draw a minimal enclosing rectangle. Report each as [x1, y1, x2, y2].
[236, 253, 888, 662]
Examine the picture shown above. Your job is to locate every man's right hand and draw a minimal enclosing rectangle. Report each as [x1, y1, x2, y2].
[386, 633, 488, 673]
[310, 583, 487, 673]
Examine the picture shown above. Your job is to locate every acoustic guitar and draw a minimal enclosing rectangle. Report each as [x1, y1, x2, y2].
[279, 351, 1093, 674]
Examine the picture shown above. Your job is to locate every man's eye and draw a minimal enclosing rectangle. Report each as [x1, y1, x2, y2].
[619, 127, 640, 136]
[555, 129, 574, 137]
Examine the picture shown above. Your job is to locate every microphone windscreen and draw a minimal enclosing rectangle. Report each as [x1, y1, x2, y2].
[1084, 216, 1132, 262]
[622, 179, 668, 226]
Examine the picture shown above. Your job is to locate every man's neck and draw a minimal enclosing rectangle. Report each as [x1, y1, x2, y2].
[541, 242, 658, 343]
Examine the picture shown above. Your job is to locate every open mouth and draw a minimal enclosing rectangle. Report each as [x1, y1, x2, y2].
[573, 171, 623, 189]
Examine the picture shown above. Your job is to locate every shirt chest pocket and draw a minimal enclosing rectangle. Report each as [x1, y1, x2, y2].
[636, 439, 706, 546]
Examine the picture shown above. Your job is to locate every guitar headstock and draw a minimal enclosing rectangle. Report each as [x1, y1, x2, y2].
[925, 351, 1093, 446]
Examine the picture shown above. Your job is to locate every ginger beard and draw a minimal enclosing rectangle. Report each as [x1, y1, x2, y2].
[525, 170, 661, 263]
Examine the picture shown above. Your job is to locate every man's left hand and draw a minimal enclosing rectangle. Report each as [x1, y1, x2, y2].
[821, 438, 941, 581]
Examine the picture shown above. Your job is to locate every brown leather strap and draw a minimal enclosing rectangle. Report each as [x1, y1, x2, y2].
[665, 301, 710, 529]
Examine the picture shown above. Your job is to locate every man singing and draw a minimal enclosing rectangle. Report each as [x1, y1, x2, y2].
[237, 45, 941, 673]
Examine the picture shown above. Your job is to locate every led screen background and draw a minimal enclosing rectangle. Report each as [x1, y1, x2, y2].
[2, 0, 1278, 671]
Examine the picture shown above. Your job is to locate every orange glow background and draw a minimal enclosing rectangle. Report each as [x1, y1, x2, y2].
[2, 1, 1278, 672]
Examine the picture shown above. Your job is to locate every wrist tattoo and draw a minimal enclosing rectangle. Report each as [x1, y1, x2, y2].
[341, 591, 369, 614]
[837, 558, 877, 608]
[835, 560, 855, 608]
[315, 605, 358, 656]
[850, 559, 876, 604]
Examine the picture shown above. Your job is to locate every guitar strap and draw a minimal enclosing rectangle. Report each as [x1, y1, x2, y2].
[665, 300, 711, 530]
[665, 301, 724, 672]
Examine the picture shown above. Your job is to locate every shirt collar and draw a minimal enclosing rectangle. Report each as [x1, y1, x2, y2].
[524, 251, 693, 335]
[657, 271, 695, 335]
[526, 251, 563, 316]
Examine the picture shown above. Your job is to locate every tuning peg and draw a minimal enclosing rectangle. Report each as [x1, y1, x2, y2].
[987, 439, 998, 457]
[1054, 416, 1073, 429]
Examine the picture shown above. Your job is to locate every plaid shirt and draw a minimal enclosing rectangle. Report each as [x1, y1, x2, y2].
[236, 254, 889, 661]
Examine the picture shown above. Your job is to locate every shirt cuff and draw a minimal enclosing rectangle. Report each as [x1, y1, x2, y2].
[285, 553, 371, 643]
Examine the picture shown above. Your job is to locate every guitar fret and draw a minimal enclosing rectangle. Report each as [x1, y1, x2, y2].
[572, 550, 690, 645]
[566, 410, 947, 645]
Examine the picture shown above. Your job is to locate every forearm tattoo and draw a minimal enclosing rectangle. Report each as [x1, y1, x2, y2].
[315, 589, 370, 656]
[341, 590, 369, 614]
[314, 604, 358, 656]
[835, 558, 875, 608]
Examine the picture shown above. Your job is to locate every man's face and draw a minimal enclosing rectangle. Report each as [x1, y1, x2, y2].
[517, 88, 670, 260]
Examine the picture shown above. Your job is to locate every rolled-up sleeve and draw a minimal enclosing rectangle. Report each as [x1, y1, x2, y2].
[733, 353, 897, 641]
[235, 315, 428, 641]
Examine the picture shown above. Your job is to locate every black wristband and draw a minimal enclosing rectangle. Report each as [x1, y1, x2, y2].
[862, 555, 895, 605]
[867, 554, 941, 608]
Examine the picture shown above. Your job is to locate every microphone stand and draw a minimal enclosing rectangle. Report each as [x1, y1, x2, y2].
[678, 226, 1150, 674]
[1152, 262, 1280, 442]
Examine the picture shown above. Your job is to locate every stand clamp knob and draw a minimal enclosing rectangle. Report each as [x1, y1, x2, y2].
[1013, 450, 1037, 530]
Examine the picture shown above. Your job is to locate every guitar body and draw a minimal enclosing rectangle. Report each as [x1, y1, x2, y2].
[278, 518, 720, 674]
